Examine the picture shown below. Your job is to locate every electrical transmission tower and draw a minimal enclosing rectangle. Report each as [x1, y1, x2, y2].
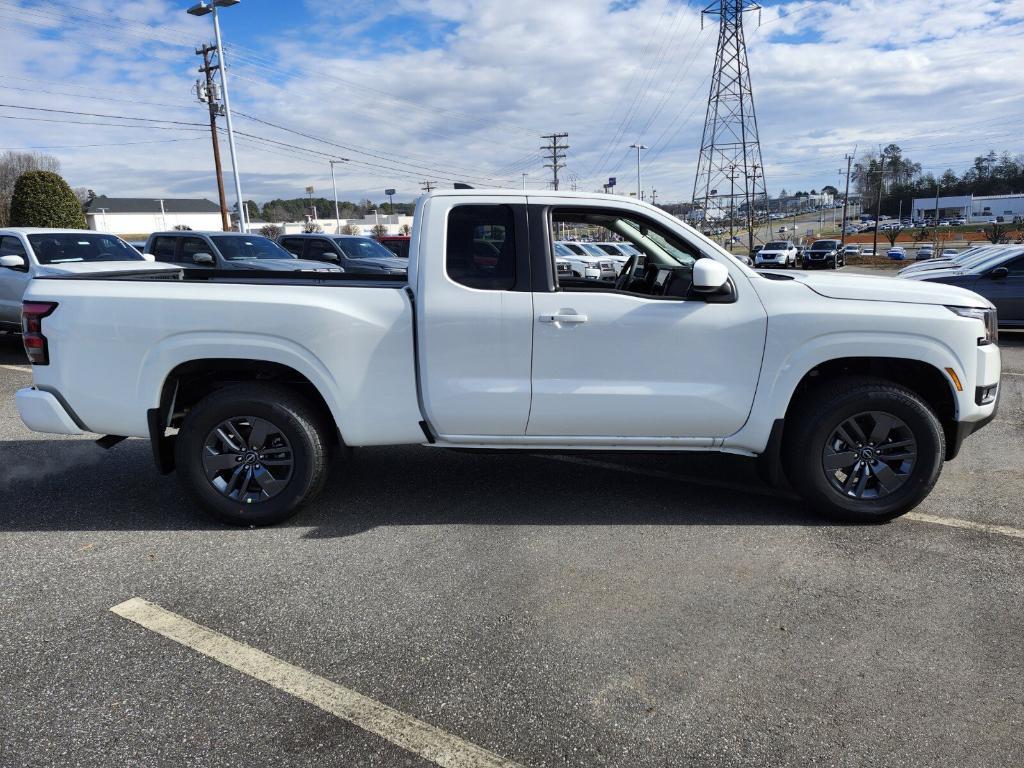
[692, 0, 768, 252]
[541, 133, 569, 191]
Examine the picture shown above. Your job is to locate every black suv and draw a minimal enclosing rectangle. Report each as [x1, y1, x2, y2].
[803, 239, 845, 270]
[278, 234, 407, 275]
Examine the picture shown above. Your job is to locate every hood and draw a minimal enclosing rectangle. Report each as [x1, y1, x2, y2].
[35, 260, 179, 276]
[348, 257, 408, 272]
[785, 270, 991, 308]
[229, 258, 342, 272]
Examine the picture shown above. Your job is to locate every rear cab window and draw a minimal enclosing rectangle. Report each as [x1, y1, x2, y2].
[445, 205, 518, 290]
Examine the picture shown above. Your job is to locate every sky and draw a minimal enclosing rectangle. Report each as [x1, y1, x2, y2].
[0, 0, 1022, 206]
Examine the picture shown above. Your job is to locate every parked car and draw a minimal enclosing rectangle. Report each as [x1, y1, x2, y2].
[916, 246, 935, 261]
[0, 228, 176, 331]
[803, 239, 845, 269]
[376, 235, 411, 259]
[146, 231, 341, 273]
[953, 218, 967, 226]
[861, 247, 876, 257]
[898, 246, 997, 277]
[901, 247, 1024, 328]
[755, 240, 798, 268]
[15, 190, 1000, 528]
[842, 244, 861, 258]
[941, 249, 959, 259]
[127, 240, 147, 253]
[278, 234, 407, 274]
[556, 241, 611, 279]
[887, 247, 907, 261]
[554, 242, 600, 279]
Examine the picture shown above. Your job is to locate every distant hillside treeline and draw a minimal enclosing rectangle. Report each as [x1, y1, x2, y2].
[249, 197, 416, 222]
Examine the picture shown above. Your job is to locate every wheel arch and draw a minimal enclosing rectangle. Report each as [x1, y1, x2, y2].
[149, 358, 341, 474]
[783, 356, 958, 459]
[756, 354, 960, 486]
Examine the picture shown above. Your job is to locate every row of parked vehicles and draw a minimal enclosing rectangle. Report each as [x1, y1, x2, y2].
[753, 240, 849, 270]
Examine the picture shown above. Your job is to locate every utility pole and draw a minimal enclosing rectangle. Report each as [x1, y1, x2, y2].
[421, 180, 436, 193]
[933, 183, 941, 250]
[630, 143, 647, 200]
[522, 173, 528, 190]
[541, 132, 569, 191]
[195, 43, 229, 231]
[650, 189, 657, 206]
[840, 151, 854, 247]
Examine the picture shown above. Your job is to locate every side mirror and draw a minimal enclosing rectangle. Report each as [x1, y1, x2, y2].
[0, 254, 25, 269]
[692, 259, 731, 293]
[990, 266, 1009, 280]
[141, 253, 156, 262]
[192, 252, 215, 265]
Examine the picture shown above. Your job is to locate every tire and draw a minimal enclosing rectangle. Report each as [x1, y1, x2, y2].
[174, 384, 332, 526]
[783, 377, 945, 523]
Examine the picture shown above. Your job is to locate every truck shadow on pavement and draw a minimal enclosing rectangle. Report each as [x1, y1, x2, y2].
[0, 437, 839, 535]
[0, 333, 27, 365]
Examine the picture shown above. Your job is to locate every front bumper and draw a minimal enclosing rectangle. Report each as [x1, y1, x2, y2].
[15, 387, 85, 435]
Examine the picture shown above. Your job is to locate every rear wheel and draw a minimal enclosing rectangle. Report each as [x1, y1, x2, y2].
[175, 384, 332, 525]
[783, 377, 945, 522]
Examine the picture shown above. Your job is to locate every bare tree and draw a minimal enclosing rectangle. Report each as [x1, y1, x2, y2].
[259, 224, 283, 239]
[302, 221, 323, 234]
[371, 224, 388, 237]
[987, 223, 1009, 244]
[883, 226, 904, 246]
[911, 228, 931, 244]
[0, 151, 60, 227]
[399, 223, 412, 236]
[341, 224, 359, 235]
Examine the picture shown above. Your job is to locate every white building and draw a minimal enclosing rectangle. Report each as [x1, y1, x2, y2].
[911, 193, 1024, 223]
[257, 213, 415, 236]
[84, 196, 225, 235]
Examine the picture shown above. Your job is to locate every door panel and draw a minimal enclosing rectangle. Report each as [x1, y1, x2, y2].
[528, 291, 766, 437]
[525, 196, 767, 439]
[416, 197, 533, 436]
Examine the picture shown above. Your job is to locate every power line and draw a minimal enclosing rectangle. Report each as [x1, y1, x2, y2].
[0, 103, 206, 127]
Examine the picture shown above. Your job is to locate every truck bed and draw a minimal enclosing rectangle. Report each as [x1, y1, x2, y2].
[24, 272, 424, 446]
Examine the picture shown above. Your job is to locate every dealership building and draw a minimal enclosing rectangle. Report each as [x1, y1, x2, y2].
[910, 193, 1024, 223]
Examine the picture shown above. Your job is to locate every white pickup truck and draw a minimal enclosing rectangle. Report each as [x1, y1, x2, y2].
[15, 191, 1001, 526]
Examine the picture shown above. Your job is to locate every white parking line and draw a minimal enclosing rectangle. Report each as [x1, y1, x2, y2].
[0, 363, 29, 374]
[110, 598, 524, 768]
[904, 512, 1024, 540]
[542, 456, 1024, 541]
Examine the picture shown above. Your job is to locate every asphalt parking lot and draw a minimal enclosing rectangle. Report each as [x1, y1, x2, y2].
[1, 330, 1022, 768]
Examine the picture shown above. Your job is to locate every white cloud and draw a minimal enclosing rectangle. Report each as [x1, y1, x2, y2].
[0, 0, 1019, 207]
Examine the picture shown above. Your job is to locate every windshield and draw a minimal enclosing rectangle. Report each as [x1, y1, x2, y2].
[597, 243, 623, 255]
[211, 235, 294, 261]
[764, 241, 788, 250]
[580, 243, 608, 258]
[560, 242, 587, 256]
[553, 242, 574, 258]
[333, 237, 398, 260]
[810, 240, 840, 250]
[27, 233, 143, 265]
[967, 248, 1024, 273]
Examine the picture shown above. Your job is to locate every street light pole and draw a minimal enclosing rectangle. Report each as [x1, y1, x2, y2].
[630, 143, 647, 201]
[329, 160, 345, 235]
[188, 0, 246, 232]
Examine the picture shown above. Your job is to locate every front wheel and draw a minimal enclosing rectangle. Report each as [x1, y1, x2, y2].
[783, 377, 945, 523]
[175, 384, 332, 525]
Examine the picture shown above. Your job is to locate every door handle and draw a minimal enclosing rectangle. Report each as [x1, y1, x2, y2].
[539, 312, 588, 324]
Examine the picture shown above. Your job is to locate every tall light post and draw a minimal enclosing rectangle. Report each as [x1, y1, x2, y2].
[629, 143, 647, 201]
[329, 159, 348, 234]
[188, 0, 246, 232]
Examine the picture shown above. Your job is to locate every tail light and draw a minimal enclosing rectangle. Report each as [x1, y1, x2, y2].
[22, 301, 58, 365]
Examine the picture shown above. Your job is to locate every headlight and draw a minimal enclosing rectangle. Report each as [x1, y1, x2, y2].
[947, 305, 998, 345]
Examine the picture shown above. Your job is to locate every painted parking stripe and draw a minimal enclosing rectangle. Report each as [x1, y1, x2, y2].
[542, 455, 1024, 541]
[0, 363, 29, 373]
[904, 512, 1024, 540]
[110, 598, 524, 768]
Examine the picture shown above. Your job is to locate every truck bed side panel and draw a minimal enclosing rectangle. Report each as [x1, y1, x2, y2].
[26, 279, 424, 445]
